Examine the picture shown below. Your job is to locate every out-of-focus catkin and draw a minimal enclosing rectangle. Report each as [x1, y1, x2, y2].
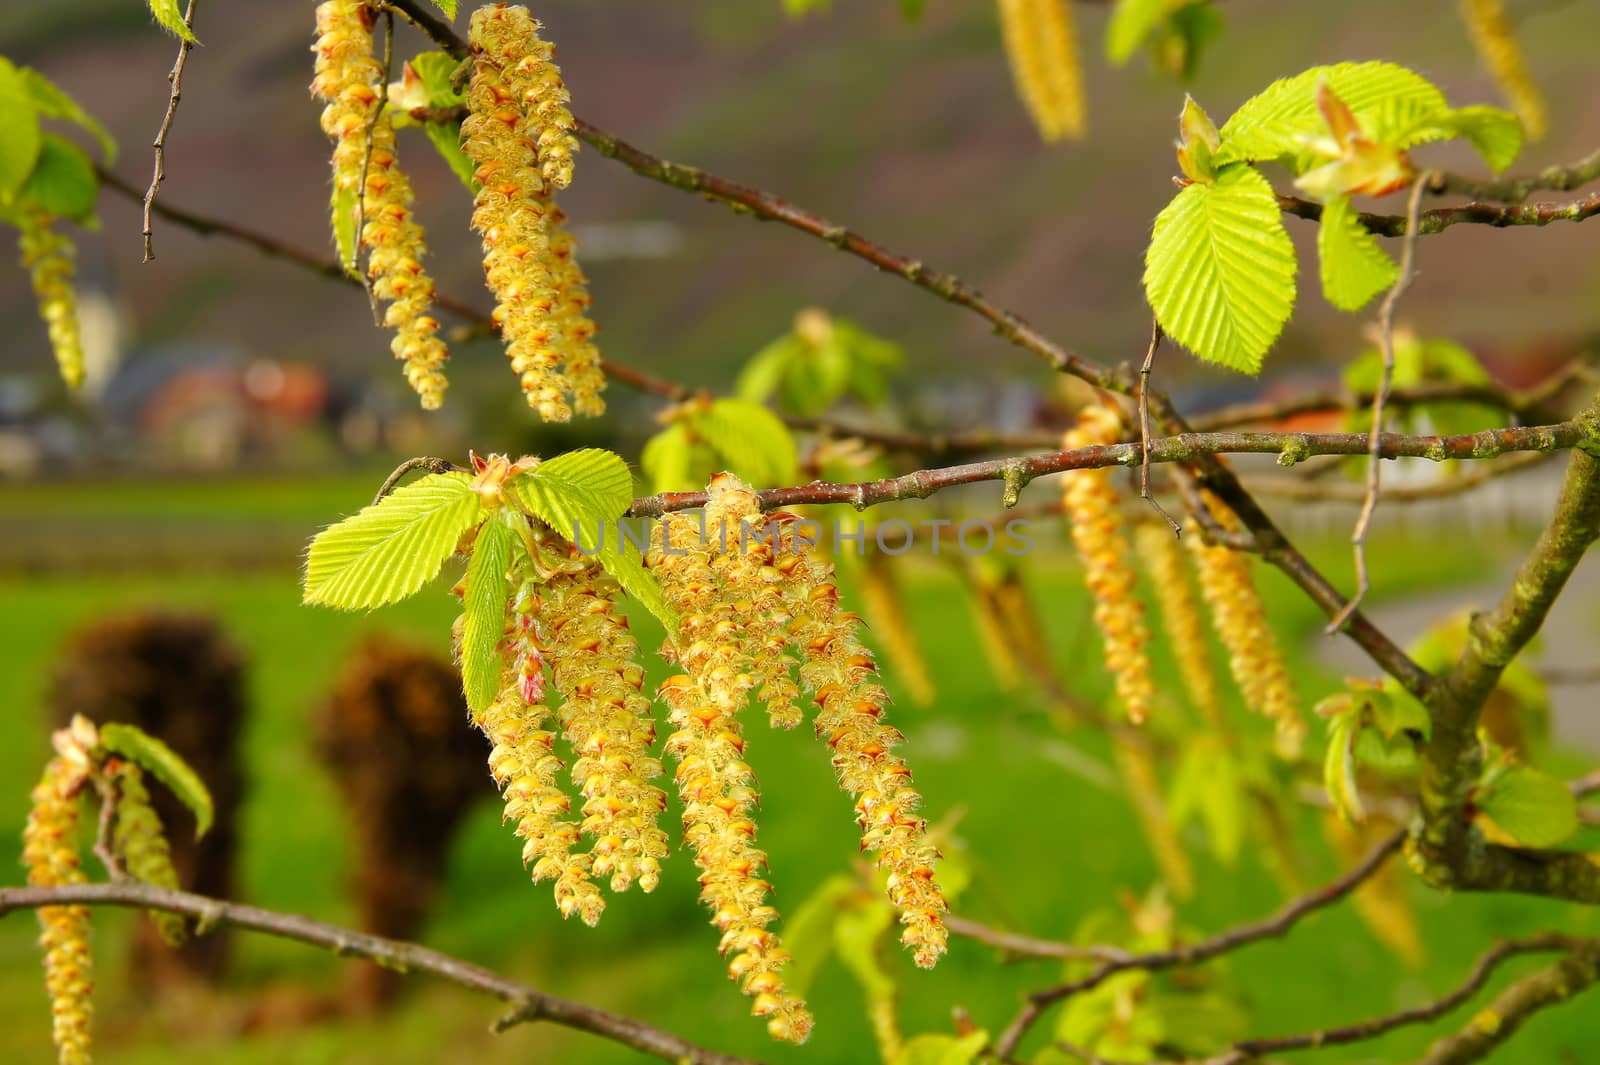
[310, 0, 449, 408]
[477, 576, 603, 925]
[1460, 0, 1547, 141]
[997, 0, 1086, 141]
[1060, 406, 1154, 724]
[464, 4, 606, 420]
[23, 757, 93, 1065]
[648, 504, 812, 1042]
[774, 521, 949, 969]
[1135, 522, 1223, 727]
[109, 761, 187, 947]
[857, 551, 936, 708]
[539, 562, 669, 894]
[1110, 727, 1194, 899]
[18, 210, 85, 390]
[1186, 495, 1304, 756]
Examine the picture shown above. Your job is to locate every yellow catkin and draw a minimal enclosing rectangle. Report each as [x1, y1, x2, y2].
[538, 562, 669, 894]
[647, 506, 812, 1042]
[18, 209, 85, 390]
[464, 4, 606, 420]
[1186, 494, 1304, 756]
[857, 551, 937, 709]
[997, 0, 1086, 141]
[478, 575, 604, 925]
[23, 757, 93, 1065]
[109, 762, 187, 947]
[1060, 406, 1154, 724]
[1135, 522, 1223, 727]
[1110, 727, 1195, 899]
[773, 522, 949, 969]
[1460, 0, 1547, 142]
[1324, 813, 1423, 967]
[310, 0, 449, 408]
[964, 562, 1023, 692]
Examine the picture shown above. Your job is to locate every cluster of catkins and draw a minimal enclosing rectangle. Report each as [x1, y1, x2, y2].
[21, 716, 186, 1065]
[1059, 404, 1302, 748]
[470, 474, 946, 1042]
[17, 208, 85, 391]
[463, 4, 605, 420]
[311, 0, 451, 408]
[997, 0, 1086, 141]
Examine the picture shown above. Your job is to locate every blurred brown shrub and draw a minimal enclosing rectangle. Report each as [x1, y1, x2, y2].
[46, 610, 248, 988]
[314, 636, 491, 1011]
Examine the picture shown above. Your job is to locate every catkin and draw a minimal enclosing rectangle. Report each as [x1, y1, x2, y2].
[539, 562, 669, 894]
[478, 576, 604, 925]
[1460, 0, 1547, 142]
[18, 209, 85, 390]
[22, 758, 93, 1065]
[857, 551, 936, 708]
[110, 762, 187, 947]
[648, 506, 812, 1042]
[1110, 727, 1194, 899]
[1135, 522, 1223, 727]
[464, 4, 606, 420]
[310, 0, 449, 408]
[1186, 495, 1304, 756]
[773, 519, 949, 969]
[1060, 406, 1155, 724]
[997, 0, 1086, 141]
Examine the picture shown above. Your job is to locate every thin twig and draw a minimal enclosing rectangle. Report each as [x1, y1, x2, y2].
[351, 8, 395, 322]
[142, 0, 198, 262]
[1138, 320, 1180, 533]
[373, 455, 461, 504]
[1328, 174, 1432, 634]
[0, 881, 761, 1065]
[945, 916, 1132, 963]
[90, 773, 127, 882]
[989, 829, 1405, 1058]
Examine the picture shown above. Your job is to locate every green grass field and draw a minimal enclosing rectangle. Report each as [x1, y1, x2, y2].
[1, 475, 1596, 1064]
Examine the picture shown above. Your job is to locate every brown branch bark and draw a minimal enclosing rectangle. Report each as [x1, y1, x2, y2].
[1280, 189, 1600, 236]
[1412, 942, 1600, 1065]
[0, 881, 761, 1065]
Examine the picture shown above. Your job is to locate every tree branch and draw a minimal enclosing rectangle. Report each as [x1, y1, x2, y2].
[141, 0, 197, 262]
[1427, 146, 1600, 203]
[1280, 189, 1600, 236]
[0, 881, 761, 1065]
[1412, 941, 1600, 1065]
[989, 829, 1405, 1059]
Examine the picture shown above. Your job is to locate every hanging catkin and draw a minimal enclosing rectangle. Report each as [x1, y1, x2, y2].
[1135, 522, 1223, 727]
[1460, 0, 1548, 142]
[998, 0, 1086, 141]
[18, 209, 85, 390]
[23, 756, 93, 1065]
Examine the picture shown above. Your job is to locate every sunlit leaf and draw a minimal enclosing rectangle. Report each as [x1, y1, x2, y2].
[1477, 765, 1578, 849]
[21, 67, 115, 164]
[460, 511, 515, 714]
[0, 59, 43, 197]
[1317, 195, 1397, 312]
[20, 134, 99, 225]
[698, 398, 798, 488]
[147, 0, 198, 43]
[101, 722, 214, 838]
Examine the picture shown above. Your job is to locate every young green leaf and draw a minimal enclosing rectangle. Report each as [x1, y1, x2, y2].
[393, 52, 477, 193]
[698, 398, 798, 488]
[1322, 709, 1365, 823]
[332, 183, 359, 277]
[890, 1031, 989, 1065]
[20, 134, 99, 226]
[641, 422, 695, 494]
[736, 333, 804, 406]
[778, 874, 857, 997]
[1215, 62, 1446, 167]
[1477, 765, 1578, 849]
[100, 722, 215, 838]
[20, 68, 116, 164]
[1106, 0, 1182, 65]
[460, 510, 515, 714]
[1143, 163, 1297, 373]
[833, 899, 895, 1000]
[1317, 195, 1397, 312]
[510, 448, 634, 543]
[304, 472, 484, 609]
[423, 122, 477, 192]
[148, 0, 199, 43]
[1167, 737, 1244, 864]
[0, 59, 43, 198]
[430, 0, 459, 17]
[1404, 105, 1524, 174]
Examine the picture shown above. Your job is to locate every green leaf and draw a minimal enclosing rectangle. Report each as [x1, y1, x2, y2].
[781, 875, 856, 997]
[430, 0, 458, 17]
[398, 51, 477, 192]
[0, 59, 43, 198]
[423, 122, 477, 192]
[509, 449, 676, 632]
[1404, 105, 1523, 174]
[890, 1031, 989, 1065]
[1143, 163, 1297, 374]
[21, 68, 116, 164]
[834, 899, 895, 999]
[1107, 0, 1181, 65]
[698, 398, 798, 488]
[785, 334, 852, 415]
[332, 183, 359, 277]
[147, 0, 198, 42]
[1317, 195, 1397, 312]
[736, 334, 803, 406]
[460, 511, 514, 714]
[304, 472, 484, 609]
[642, 422, 695, 494]
[1168, 738, 1244, 864]
[20, 134, 99, 225]
[100, 722, 214, 838]
[1323, 709, 1364, 823]
[511, 448, 634, 542]
[1216, 62, 1447, 167]
[1478, 765, 1578, 849]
